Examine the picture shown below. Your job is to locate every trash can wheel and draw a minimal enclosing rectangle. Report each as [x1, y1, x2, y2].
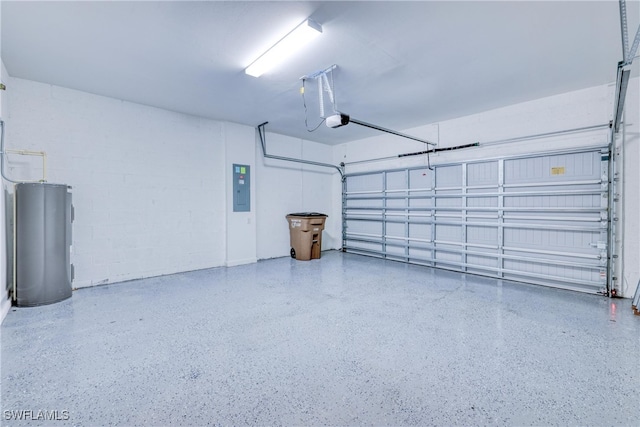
[290, 248, 296, 259]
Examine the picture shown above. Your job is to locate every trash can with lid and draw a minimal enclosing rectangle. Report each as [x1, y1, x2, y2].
[286, 212, 328, 261]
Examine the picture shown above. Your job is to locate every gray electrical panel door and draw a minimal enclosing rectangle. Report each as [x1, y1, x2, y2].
[343, 147, 610, 294]
[16, 183, 73, 306]
[233, 164, 250, 212]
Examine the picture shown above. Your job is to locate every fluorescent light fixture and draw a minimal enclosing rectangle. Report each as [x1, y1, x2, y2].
[245, 19, 322, 77]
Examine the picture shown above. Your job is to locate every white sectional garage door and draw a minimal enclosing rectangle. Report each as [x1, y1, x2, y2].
[342, 147, 610, 294]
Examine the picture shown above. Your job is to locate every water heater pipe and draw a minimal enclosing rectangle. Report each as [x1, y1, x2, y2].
[0, 119, 18, 184]
[4, 149, 47, 182]
[0, 119, 48, 183]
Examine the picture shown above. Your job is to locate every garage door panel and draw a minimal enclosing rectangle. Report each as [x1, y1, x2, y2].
[408, 247, 431, 261]
[409, 197, 433, 208]
[345, 199, 384, 209]
[467, 253, 499, 266]
[504, 152, 600, 184]
[435, 224, 462, 242]
[344, 147, 609, 294]
[436, 194, 463, 207]
[409, 169, 433, 189]
[467, 196, 499, 208]
[503, 259, 602, 283]
[502, 248, 606, 269]
[385, 245, 407, 257]
[503, 194, 601, 208]
[385, 222, 405, 239]
[408, 223, 431, 239]
[348, 240, 383, 254]
[435, 248, 462, 264]
[347, 173, 382, 192]
[503, 217, 602, 231]
[385, 199, 407, 210]
[504, 211, 601, 221]
[436, 165, 462, 187]
[467, 225, 498, 245]
[386, 171, 407, 191]
[346, 219, 382, 235]
[504, 228, 600, 254]
[467, 161, 499, 186]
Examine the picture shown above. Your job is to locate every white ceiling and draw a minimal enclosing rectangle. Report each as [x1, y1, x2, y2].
[2, 1, 638, 145]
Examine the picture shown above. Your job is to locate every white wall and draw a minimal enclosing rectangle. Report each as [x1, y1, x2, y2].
[224, 122, 256, 267]
[0, 61, 5, 114]
[1, 0, 10, 322]
[335, 83, 612, 171]
[6, 78, 227, 287]
[3, 77, 338, 298]
[255, 132, 338, 260]
[333, 79, 639, 298]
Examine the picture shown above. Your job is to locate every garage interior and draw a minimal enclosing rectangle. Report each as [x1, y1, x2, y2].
[1, 1, 639, 425]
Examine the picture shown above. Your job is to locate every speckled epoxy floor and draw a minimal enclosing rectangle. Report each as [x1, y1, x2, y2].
[1, 251, 639, 426]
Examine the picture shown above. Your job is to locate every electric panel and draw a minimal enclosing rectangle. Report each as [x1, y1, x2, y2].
[233, 164, 250, 212]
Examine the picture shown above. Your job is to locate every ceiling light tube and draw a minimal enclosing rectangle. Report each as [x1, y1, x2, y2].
[245, 19, 322, 77]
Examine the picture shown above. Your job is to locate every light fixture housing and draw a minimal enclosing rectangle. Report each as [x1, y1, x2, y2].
[245, 19, 322, 78]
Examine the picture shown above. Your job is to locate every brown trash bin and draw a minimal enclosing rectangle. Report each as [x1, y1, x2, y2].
[286, 212, 328, 261]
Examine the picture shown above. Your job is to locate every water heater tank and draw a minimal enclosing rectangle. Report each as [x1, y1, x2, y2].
[16, 183, 73, 307]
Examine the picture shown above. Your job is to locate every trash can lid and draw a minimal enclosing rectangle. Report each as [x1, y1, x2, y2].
[287, 212, 327, 217]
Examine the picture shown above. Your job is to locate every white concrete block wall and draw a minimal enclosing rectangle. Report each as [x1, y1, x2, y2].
[6, 78, 227, 288]
[0, 63, 5, 120]
[0, 0, 8, 330]
[333, 80, 639, 298]
[255, 132, 339, 260]
[1, 45, 10, 323]
[224, 122, 257, 267]
[335, 84, 613, 174]
[297, 141, 341, 252]
[2, 76, 338, 298]
[0, 0, 4, 322]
